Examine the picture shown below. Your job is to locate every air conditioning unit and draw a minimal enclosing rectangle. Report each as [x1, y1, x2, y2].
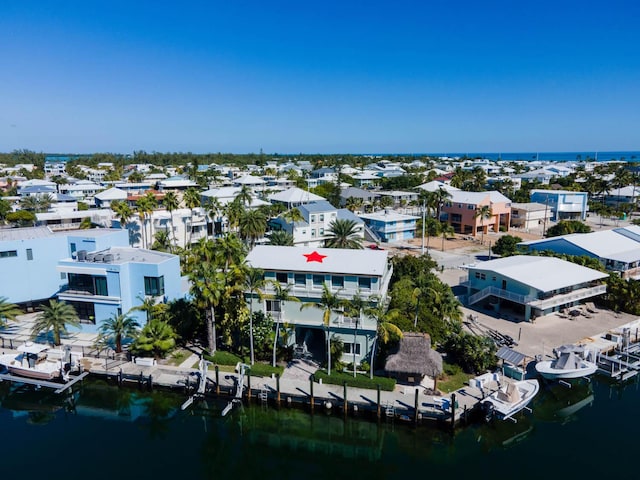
[86, 253, 96, 262]
[76, 250, 87, 261]
[103, 254, 114, 263]
[93, 253, 104, 262]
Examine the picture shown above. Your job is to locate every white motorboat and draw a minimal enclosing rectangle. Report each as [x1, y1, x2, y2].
[535, 345, 598, 380]
[0, 342, 67, 381]
[481, 379, 539, 422]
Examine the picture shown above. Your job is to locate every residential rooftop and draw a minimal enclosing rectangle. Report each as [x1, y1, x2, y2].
[246, 245, 389, 276]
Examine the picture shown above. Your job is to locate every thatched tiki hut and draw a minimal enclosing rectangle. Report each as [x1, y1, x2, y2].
[384, 332, 443, 387]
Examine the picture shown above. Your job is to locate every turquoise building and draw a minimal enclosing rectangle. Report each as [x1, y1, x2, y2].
[357, 210, 419, 242]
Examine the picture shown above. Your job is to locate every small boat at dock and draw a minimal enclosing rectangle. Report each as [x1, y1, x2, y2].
[481, 379, 539, 422]
[0, 342, 77, 381]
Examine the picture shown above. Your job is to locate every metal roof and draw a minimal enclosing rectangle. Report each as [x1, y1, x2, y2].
[497, 346, 527, 366]
[246, 245, 389, 276]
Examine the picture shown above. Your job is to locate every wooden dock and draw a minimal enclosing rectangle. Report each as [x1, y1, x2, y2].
[0, 371, 90, 393]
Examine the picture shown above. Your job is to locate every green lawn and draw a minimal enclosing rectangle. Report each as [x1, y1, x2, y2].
[436, 362, 474, 393]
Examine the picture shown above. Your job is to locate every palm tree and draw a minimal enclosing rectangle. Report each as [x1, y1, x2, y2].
[262, 280, 300, 367]
[281, 207, 304, 223]
[0, 297, 22, 327]
[346, 291, 366, 378]
[423, 217, 441, 254]
[97, 312, 140, 353]
[300, 283, 344, 375]
[151, 230, 171, 252]
[111, 200, 132, 231]
[474, 204, 493, 245]
[433, 187, 453, 221]
[239, 208, 267, 248]
[324, 218, 363, 249]
[244, 267, 265, 365]
[236, 184, 253, 207]
[364, 297, 403, 379]
[224, 198, 244, 233]
[345, 196, 364, 213]
[183, 187, 202, 245]
[31, 300, 80, 346]
[131, 318, 177, 359]
[204, 197, 223, 238]
[440, 222, 455, 251]
[268, 230, 294, 246]
[163, 191, 180, 250]
[135, 194, 156, 249]
[214, 233, 246, 271]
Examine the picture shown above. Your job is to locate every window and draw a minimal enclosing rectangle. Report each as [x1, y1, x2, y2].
[475, 272, 480, 279]
[0, 250, 17, 258]
[311, 229, 316, 237]
[358, 277, 371, 290]
[294, 273, 306, 286]
[319, 228, 324, 235]
[26, 249, 33, 261]
[480, 273, 486, 280]
[310, 215, 316, 223]
[313, 275, 324, 287]
[451, 214, 462, 222]
[70, 243, 77, 254]
[319, 214, 324, 222]
[344, 343, 361, 355]
[68, 273, 108, 296]
[332, 276, 344, 288]
[144, 276, 165, 296]
[266, 300, 281, 313]
[276, 272, 288, 284]
[60, 273, 67, 280]
[68, 301, 95, 324]
[468, 204, 475, 210]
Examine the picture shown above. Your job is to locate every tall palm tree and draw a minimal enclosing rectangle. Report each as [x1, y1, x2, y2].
[440, 222, 455, 251]
[215, 233, 246, 271]
[31, 300, 80, 346]
[474, 204, 493, 245]
[324, 218, 363, 249]
[151, 230, 171, 252]
[364, 298, 403, 379]
[268, 230, 294, 246]
[111, 200, 132, 231]
[163, 191, 180, 250]
[186, 240, 226, 354]
[433, 187, 453, 221]
[262, 280, 300, 367]
[97, 312, 140, 353]
[244, 267, 265, 365]
[239, 209, 267, 248]
[135, 194, 155, 249]
[183, 187, 202, 245]
[0, 297, 22, 327]
[236, 185, 253, 207]
[281, 207, 304, 223]
[224, 198, 244, 233]
[300, 283, 344, 375]
[204, 197, 223, 238]
[346, 291, 366, 378]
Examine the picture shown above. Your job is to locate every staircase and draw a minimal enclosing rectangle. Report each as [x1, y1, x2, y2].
[468, 286, 533, 306]
[363, 223, 382, 243]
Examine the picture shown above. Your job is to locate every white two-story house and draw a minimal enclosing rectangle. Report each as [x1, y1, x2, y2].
[245, 246, 393, 368]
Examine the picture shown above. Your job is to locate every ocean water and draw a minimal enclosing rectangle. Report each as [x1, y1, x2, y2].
[0, 374, 638, 479]
[366, 151, 640, 162]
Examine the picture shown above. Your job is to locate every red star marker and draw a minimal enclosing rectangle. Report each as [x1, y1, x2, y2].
[303, 251, 327, 263]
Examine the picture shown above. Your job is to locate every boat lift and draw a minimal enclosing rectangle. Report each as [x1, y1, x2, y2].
[180, 356, 213, 411]
[221, 362, 250, 417]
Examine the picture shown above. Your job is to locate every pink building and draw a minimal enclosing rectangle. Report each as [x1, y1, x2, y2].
[441, 190, 512, 236]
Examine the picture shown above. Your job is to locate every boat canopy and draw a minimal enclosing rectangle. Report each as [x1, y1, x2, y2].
[553, 352, 581, 370]
[17, 342, 50, 355]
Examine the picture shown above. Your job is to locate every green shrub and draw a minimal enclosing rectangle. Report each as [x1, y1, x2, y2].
[314, 369, 396, 391]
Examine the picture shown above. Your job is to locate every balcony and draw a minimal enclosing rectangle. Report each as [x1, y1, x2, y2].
[527, 284, 607, 310]
[57, 287, 121, 305]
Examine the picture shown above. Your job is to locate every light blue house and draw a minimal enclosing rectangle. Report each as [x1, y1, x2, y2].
[245, 246, 393, 368]
[57, 247, 184, 333]
[530, 189, 588, 221]
[357, 210, 419, 243]
[0, 227, 129, 307]
[466, 255, 608, 322]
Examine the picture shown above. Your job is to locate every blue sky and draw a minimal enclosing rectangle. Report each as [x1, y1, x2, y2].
[1, 1, 639, 154]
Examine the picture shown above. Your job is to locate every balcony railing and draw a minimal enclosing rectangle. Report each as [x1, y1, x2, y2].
[528, 284, 607, 310]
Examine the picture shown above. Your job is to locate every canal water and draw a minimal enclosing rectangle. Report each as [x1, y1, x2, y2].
[0, 375, 636, 479]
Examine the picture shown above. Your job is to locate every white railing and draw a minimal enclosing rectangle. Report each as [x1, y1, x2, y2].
[468, 286, 534, 305]
[528, 284, 607, 309]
